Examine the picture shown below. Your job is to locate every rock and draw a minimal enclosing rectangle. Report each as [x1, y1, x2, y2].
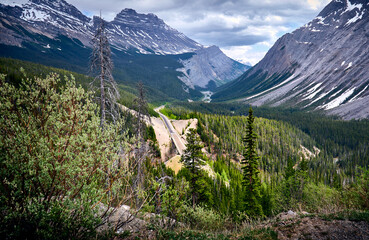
[278, 210, 298, 220]
[96, 204, 147, 233]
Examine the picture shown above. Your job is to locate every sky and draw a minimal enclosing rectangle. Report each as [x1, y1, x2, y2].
[70, 0, 329, 65]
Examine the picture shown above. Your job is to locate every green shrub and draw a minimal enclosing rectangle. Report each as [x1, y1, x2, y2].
[302, 182, 341, 213]
[0, 73, 130, 239]
[180, 205, 225, 231]
[342, 168, 369, 210]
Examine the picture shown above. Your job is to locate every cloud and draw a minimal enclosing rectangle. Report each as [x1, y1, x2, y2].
[67, 0, 331, 64]
[221, 43, 271, 66]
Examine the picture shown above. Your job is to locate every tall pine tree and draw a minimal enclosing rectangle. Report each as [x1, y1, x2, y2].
[242, 107, 264, 217]
[181, 128, 205, 208]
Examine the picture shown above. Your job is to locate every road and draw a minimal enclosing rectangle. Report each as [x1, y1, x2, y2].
[156, 107, 186, 155]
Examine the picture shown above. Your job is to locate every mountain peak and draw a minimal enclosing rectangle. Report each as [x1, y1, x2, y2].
[318, 0, 368, 19]
[113, 8, 164, 26]
[29, 0, 73, 9]
[108, 8, 202, 54]
[118, 8, 137, 15]
[13, 0, 90, 23]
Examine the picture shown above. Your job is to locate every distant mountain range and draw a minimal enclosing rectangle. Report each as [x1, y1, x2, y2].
[0, 0, 249, 101]
[213, 0, 369, 120]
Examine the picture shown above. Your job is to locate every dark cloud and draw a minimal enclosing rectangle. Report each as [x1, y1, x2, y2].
[194, 31, 269, 47]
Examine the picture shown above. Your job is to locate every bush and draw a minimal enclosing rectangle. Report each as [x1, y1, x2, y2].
[0, 73, 130, 239]
[343, 168, 369, 210]
[180, 205, 225, 231]
[302, 182, 341, 213]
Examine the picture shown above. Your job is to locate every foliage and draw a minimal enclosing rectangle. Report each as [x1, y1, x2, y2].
[160, 106, 179, 120]
[0, 73, 130, 239]
[155, 229, 231, 240]
[180, 205, 225, 231]
[301, 182, 341, 213]
[155, 227, 278, 240]
[343, 168, 369, 210]
[145, 125, 161, 158]
[319, 210, 369, 222]
[242, 107, 263, 217]
[169, 101, 369, 186]
[165, 104, 316, 185]
[354, 168, 369, 210]
[238, 227, 278, 240]
[0, 57, 92, 88]
[181, 129, 206, 208]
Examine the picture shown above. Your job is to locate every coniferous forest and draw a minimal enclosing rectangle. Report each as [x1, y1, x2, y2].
[1, 57, 369, 239]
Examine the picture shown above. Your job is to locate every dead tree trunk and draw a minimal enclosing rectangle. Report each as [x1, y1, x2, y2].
[133, 82, 150, 206]
[90, 13, 119, 128]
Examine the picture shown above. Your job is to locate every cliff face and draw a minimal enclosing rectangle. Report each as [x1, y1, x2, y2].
[177, 46, 250, 89]
[213, 0, 369, 119]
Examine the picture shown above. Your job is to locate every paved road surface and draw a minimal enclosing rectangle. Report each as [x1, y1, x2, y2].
[156, 107, 186, 155]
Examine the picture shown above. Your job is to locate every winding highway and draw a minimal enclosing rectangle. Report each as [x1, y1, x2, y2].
[156, 107, 186, 156]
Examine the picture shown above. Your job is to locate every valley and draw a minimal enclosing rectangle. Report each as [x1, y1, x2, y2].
[0, 0, 369, 239]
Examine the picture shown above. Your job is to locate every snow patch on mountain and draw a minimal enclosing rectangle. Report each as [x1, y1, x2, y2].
[321, 87, 356, 110]
[345, 9, 365, 25]
[343, 0, 362, 13]
[349, 85, 368, 102]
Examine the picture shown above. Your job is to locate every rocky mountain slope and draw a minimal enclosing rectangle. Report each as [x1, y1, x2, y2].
[0, 0, 248, 98]
[213, 0, 369, 120]
[177, 45, 249, 89]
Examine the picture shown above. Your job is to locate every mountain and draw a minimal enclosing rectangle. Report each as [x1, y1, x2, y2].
[0, 0, 201, 54]
[213, 0, 369, 120]
[0, 0, 249, 102]
[107, 8, 202, 55]
[177, 45, 249, 90]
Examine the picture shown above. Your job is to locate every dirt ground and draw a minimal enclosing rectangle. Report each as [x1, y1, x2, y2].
[165, 155, 182, 174]
[151, 118, 198, 162]
[150, 116, 173, 162]
[268, 213, 369, 240]
[171, 119, 198, 142]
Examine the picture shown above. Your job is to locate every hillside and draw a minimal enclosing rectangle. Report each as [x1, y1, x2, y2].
[1, 60, 369, 239]
[165, 102, 369, 185]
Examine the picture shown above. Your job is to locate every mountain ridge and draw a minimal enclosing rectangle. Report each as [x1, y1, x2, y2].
[213, 0, 369, 120]
[0, 0, 249, 97]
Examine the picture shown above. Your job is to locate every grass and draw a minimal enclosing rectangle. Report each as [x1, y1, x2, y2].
[319, 210, 369, 222]
[153, 228, 278, 240]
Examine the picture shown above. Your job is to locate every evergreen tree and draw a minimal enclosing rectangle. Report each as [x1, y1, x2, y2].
[284, 157, 296, 180]
[181, 128, 205, 208]
[295, 158, 309, 202]
[242, 107, 264, 217]
[282, 157, 297, 207]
